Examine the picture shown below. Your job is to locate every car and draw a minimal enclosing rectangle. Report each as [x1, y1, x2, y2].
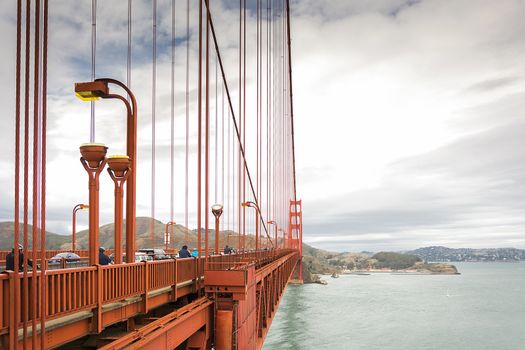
[138, 248, 171, 260]
[134, 252, 153, 262]
[120, 252, 154, 263]
[49, 252, 81, 263]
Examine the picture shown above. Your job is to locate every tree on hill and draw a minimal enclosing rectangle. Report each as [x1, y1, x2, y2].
[372, 252, 422, 270]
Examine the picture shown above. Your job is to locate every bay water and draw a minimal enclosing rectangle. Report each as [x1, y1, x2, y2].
[264, 262, 525, 350]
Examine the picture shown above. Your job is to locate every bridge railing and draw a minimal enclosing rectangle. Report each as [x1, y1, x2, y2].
[0, 250, 295, 339]
[147, 259, 177, 291]
[102, 263, 145, 304]
[1, 273, 9, 332]
[206, 249, 296, 271]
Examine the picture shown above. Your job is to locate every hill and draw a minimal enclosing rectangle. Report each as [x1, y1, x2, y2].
[407, 246, 525, 262]
[300, 248, 459, 280]
[73, 217, 265, 252]
[0, 222, 70, 250]
[0, 218, 275, 252]
[372, 252, 422, 269]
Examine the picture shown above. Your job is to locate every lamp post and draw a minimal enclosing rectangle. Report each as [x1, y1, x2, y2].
[242, 201, 261, 251]
[278, 228, 284, 249]
[267, 220, 278, 250]
[75, 78, 138, 263]
[107, 155, 131, 264]
[211, 204, 223, 255]
[165, 221, 177, 252]
[80, 143, 107, 265]
[72, 204, 89, 251]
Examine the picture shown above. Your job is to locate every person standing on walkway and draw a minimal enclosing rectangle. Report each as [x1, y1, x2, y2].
[178, 245, 192, 258]
[5, 244, 33, 271]
[99, 247, 112, 265]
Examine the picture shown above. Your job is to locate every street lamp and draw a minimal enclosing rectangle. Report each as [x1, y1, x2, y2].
[75, 78, 138, 263]
[80, 143, 107, 265]
[72, 204, 89, 251]
[107, 155, 131, 264]
[165, 221, 177, 252]
[211, 204, 223, 255]
[242, 201, 261, 251]
[267, 220, 278, 250]
[278, 228, 284, 249]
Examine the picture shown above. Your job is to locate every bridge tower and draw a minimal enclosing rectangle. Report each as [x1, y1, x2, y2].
[288, 200, 303, 283]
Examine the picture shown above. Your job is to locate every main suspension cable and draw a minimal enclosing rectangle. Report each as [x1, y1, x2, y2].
[285, 0, 297, 204]
[204, 0, 271, 241]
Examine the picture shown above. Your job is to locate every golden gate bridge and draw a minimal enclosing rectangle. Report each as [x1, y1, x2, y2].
[0, 0, 302, 349]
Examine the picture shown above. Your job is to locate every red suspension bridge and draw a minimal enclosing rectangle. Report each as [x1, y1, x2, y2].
[1, 0, 302, 349]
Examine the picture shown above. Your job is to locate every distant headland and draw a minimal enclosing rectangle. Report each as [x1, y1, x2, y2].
[301, 247, 461, 283]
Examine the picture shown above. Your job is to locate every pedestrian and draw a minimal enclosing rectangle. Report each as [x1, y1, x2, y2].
[5, 244, 33, 272]
[191, 248, 199, 257]
[99, 247, 112, 265]
[223, 245, 232, 254]
[179, 245, 192, 258]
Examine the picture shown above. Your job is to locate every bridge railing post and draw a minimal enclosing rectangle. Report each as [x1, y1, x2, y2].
[5, 271, 16, 349]
[143, 261, 149, 313]
[171, 259, 178, 302]
[95, 264, 103, 333]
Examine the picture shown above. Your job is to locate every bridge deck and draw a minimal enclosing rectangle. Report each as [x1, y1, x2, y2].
[0, 249, 299, 349]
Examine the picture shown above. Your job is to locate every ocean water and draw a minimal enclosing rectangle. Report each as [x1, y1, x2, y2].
[263, 262, 525, 350]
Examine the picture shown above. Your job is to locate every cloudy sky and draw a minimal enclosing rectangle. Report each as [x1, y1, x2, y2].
[1, 0, 525, 252]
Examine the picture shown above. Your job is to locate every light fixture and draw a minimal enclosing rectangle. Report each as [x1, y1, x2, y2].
[211, 204, 224, 255]
[211, 204, 223, 218]
[74, 81, 109, 101]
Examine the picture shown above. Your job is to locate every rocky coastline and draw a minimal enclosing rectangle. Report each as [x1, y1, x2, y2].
[301, 249, 460, 284]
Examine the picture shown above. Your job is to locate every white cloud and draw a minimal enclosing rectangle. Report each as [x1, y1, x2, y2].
[1, 0, 525, 252]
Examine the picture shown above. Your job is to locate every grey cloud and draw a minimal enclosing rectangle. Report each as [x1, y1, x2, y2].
[463, 77, 521, 94]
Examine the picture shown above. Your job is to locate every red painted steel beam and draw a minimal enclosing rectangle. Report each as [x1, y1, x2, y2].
[99, 298, 213, 350]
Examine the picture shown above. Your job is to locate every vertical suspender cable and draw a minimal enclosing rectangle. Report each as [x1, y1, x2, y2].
[259, 0, 263, 233]
[90, 0, 96, 142]
[214, 55, 218, 205]
[205, 0, 210, 258]
[127, 0, 132, 97]
[14, 1, 22, 344]
[229, 103, 232, 240]
[266, 0, 270, 233]
[256, 0, 260, 244]
[22, 0, 31, 344]
[197, 0, 203, 259]
[171, 0, 176, 240]
[151, 0, 157, 247]
[256, 0, 259, 225]
[222, 80, 225, 238]
[237, 0, 242, 251]
[259, 0, 263, 246]
[185, 0, 190, 242]
[40, 0, 48, 344]
[31, 1, 41, 346]
[242, 0, 246, 248]
[226, 83, 230, 239]
[269, 0, 273, 231]
[280, 0, 284, 238]
[272, 0, 276, 230]
[221, 79, 225, 231]
[259, 0, 263, 244]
